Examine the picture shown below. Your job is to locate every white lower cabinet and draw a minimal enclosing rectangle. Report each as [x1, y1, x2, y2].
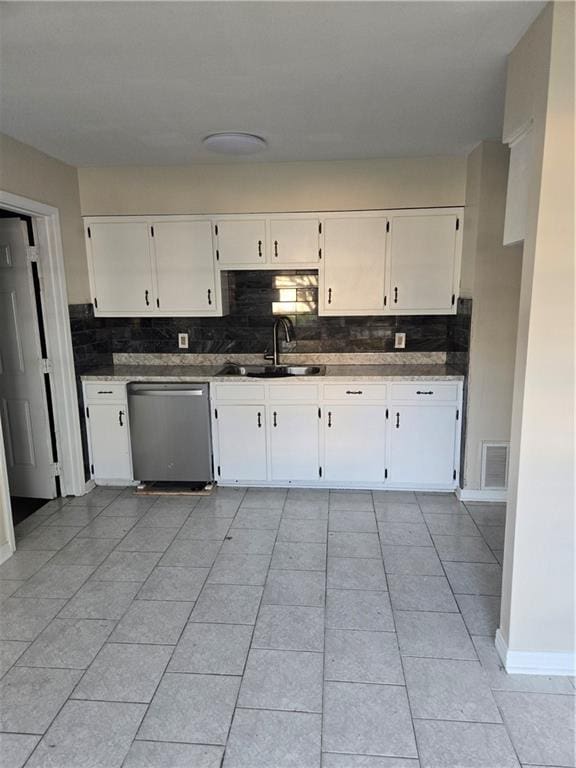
[215, 404, 267, 482]
[323, 405, 387, 484]
[85, 402, 132, 483]
[269, 404, 320, 482]
[387, 405, 459, 488]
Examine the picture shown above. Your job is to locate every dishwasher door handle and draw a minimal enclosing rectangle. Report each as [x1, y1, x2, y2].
[129, 389, 205, 397]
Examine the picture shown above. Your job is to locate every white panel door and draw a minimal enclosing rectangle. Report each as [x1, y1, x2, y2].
[387, 214, 458, 312]
[269, 404, 319, 481]
[270, 219, 319, 264]
[0, 219, 56, 499]
[322, 217, 387, 313]
[216, 405, 267, 481]
[87, 403, 131, 481]
[216, 219, 267, 265]
[88, 221, 154, 313]
[388, 405, 457, 486]
[323, 405, 386, 483]
[152, 220, 217, 313]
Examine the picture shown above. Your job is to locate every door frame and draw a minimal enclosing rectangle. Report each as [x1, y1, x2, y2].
[0, 190, 86, 559]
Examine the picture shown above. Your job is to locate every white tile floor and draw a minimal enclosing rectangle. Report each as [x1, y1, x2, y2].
[0, 486, 574, 768]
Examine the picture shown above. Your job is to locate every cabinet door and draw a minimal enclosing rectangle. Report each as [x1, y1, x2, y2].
[323, 405, 386, 483]
[216, 405, 267, 481]
[388, 405, 457, 487]
[269, 405, 319, 481]
[87, 403, 131, 481]
[270, 218, 319, 264]
[322, 217, 387, 313]
[387, 214, 459, 312]
[152, 220, 217, 313]
[88, 221, 154, 313]
[216, 219, 266, 265]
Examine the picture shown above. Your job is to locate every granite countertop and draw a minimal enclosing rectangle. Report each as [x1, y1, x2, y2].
[81, 363, 464, 382]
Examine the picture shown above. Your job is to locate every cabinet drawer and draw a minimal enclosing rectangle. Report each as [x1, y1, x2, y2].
[84, 382, 127, 402]
[390, 382, 459, 402]
[268, 383, 319, 401]
[212, 383, 266, 402]
[322, 383, 387, 401]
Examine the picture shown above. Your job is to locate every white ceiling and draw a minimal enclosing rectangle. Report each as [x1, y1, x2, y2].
[0, 1, 544, 166]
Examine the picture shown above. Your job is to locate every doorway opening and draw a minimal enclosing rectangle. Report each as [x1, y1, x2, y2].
[0, 190, 86, 562]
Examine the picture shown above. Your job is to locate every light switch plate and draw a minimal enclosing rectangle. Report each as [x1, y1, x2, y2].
[394, 332, 406, 349]
[178, 333, 189, 349]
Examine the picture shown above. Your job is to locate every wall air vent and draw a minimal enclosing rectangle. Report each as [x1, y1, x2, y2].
[481, 442, 509, 490]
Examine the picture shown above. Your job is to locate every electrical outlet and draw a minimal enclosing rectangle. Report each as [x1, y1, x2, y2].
[394, 332, 406, 349]
[178, 333, 189, 349]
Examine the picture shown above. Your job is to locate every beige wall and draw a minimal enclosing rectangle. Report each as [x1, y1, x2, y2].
[500, 2, 575, 661]
[78, 156, 466, 216]
[460, 141, 522, 490]
[0, 133, 89, 304]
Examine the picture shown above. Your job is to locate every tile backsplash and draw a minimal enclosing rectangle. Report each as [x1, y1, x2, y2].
[69, 270, 470, 364]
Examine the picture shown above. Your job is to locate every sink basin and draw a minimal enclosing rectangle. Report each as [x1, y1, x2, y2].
[216, 364, 324, 378]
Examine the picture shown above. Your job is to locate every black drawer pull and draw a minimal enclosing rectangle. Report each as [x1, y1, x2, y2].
[97, 390, 113, 394]
[346, 390, 363, 395]
[416, 391, 434, 395]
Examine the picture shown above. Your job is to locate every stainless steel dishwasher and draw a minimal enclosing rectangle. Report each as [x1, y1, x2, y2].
[127, 383, 213, 482]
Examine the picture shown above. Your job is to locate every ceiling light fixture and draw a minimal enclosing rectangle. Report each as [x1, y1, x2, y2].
[202, 132, 267, 155]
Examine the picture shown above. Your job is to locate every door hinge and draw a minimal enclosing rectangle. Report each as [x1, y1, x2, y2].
[451, 294, 456, 306]
[319, 466, 323, 478]
[453, 469, 457, 480]
[456, 217, 460, 231]
[90, 463, 94, 475]
[386, 221, 390, 233]
[40, 359, 52, 374]
[385, 468, 388, 479]
[217, 465, 221, 477]
[386, 408, 389, 419]
[150, 225, 155, 237]
[87, 226, 91, 239]
[214, 408, 218, 419]
[318, 222, 322, 235]
[85, 406, 90, 419]
[26, 246, 39, 262]
[94, 297, 98, 309]
[318, 407, 321, 418]
[215, 224, 219, 236]
[216, 249, 220, 261]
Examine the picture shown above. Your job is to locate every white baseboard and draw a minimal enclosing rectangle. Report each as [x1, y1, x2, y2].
[457, 487, 508, 503]
[0, 540, 15, 565]
[495, 628, 576, 676]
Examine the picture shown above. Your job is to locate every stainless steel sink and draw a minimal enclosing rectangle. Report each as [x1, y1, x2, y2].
[216, 364, 325, 378]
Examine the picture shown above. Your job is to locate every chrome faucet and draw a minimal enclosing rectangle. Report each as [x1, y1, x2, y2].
[265, 316, 294, 367]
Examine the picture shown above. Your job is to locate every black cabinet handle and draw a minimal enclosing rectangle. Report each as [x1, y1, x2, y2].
[119, 410, 124, 427]
[273, 411, 277, 427]
[328, 411, 332, 428]
[257, 412, 262, 428]
[145, 290, 150, 306]
[346, 390, 363, 395]
[328, 288, 332, 305]
[274, 240, 278, 258]
[395, 412, 400, 429]
[258, 240, 263, 258]
[97, 390, 113, 394]
[416, 390, 434, 395]
[207, 288, 212, 306]
[394, 287, 398, 304]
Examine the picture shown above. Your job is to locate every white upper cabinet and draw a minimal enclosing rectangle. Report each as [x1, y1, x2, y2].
[215, 218, 267, 265]
[152, 220, 217, 314]
[87, 220, 154, 314]
[321, 216, 388, 314]
[269, 218, 320, 264]
[386, 212, 461, 314]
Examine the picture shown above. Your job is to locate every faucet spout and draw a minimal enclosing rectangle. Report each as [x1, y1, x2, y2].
[269, 316, 294, 367]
